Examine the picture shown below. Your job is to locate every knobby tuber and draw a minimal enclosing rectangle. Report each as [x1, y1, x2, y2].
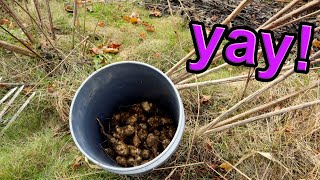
[97, 101, 177, 167]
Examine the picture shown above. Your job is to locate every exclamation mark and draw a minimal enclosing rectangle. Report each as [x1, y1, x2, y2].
[295, 22, 314, 74]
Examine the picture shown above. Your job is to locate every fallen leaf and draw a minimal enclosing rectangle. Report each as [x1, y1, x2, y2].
[97, 21, 105, 27]
[103, 48, 119, 54]
[90, 43, 120, 55]
[145, 25, 155, 32]
[89, 47, 103, 55]
[200, 95, 211, 105]
[130, 17, 139, 24]
[312, 39, 320, 48]
[107, 43, 121, 49]
[64, 4, 73, 13]
[139, 32, 146, 39]
[203, 142, 213, 151]
[0, 19, 10, 26]
[219, 162, 233, 172]
[150, 9, 162, 17]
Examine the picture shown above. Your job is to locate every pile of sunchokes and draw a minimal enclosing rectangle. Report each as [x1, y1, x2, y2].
[97, 101, 176, 167]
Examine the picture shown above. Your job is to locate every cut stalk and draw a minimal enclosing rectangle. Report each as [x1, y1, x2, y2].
[0, 40, 36, 57]
[206, 99, 320, 134]
[213, 81, 320, 128]
[197, 50, 320, 135]
[263, 0, 320, 30]
[259, 0, 300, 30]
[176, 74, 251, 90]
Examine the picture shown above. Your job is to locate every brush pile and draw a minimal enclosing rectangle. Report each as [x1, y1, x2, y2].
[98, 101, 176, 167]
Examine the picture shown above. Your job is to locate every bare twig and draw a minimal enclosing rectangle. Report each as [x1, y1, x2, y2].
[241, 67, 255, 99]
[221, 0, 253, 25]
[33, 0, 44, 28]
[259, 0, 300, 30]
[13, 0, 65, 58]
[0, 26, 43, 60]
[24, 0, 34, 28]
[45, 0, 55, 40]
[206, 99, 320, 134]
[263, 0, 320, 30]
[178, 63, 229, 84]
[0, 0, 34, 43]
[271, 9, 320, 31]
[0, 40, 36, 57]
[72, 0, 78, 49]
[167, 0, 173, 16]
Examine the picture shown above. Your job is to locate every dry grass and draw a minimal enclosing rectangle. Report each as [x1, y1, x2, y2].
[0, 0, 320, 179]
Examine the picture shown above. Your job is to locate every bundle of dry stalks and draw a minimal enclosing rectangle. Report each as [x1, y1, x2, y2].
[167, 0, 320, 138]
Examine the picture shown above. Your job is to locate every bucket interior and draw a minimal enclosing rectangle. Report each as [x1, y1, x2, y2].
[70, 62, 181, 168]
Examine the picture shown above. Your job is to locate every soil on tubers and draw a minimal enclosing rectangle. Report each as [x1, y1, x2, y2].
[97, 101, 177, 167]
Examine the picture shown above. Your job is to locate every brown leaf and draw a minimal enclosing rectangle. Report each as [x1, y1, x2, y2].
[204, 142, 213, 151]
[103, 48, 119, 54]
[145, 25, 155, 32]
[64, 4, 73, 13]
[0, 19, 10, 26]
[139, 32, 146, 39]
[97, 21, 105, 27]
[89, 47, 103, 55]
[200, 95, 211, 105]
[107, 43, 121, 49]
[312, 39, 320, 48]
